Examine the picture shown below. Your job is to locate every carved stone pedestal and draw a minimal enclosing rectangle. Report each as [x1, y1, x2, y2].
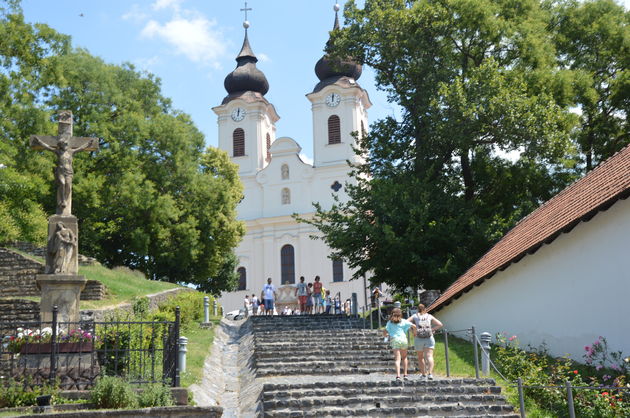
[37, 274, 87, 324]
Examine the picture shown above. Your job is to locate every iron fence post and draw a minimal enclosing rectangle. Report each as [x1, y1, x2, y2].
[566, 380, 576, 418]
[443, 329, 450, 377]
[49, 305, 58, 385]
[517, 378, 526, 418]
[471, 326, 480, 379]
[174, 306, 181, 387]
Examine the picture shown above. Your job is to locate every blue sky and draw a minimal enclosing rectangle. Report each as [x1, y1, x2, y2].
[21, 0, 397, 163]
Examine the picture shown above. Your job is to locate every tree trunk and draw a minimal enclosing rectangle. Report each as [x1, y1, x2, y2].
[461, 149, 474, 201]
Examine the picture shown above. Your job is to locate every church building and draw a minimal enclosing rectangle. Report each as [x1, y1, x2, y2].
[215, 7, 372, 312]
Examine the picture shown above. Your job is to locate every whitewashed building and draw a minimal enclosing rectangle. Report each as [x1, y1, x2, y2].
[215, 12, 373, 312]
[430, 145, 630, 360]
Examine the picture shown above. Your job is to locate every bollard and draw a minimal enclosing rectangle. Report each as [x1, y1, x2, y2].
[362, 306, 366, 328]
[179, 336, 188, 374]
[480, 332, 492, 376]
[471, 326, 480, 379]
[213, 300, 217, 317]
[351, 293, 358, 316]
[204, 296, 210, 323]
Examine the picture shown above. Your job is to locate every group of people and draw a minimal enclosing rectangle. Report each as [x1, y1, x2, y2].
[294, 276, 334, 315]
[383, 304, 443, 381]
[242, 277, 342, 316]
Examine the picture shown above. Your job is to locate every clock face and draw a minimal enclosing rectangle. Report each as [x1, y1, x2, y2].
[231, 107, 246, 121]
[325, 93, 341, 107]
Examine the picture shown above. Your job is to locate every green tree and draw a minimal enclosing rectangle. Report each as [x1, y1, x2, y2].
[552, 0, 630, 171]
[0, 4, 244, 292]
[301, 0, 578, 291]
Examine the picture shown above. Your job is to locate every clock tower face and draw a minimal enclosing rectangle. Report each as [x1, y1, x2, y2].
[325, 93, 341, 107]
[231, 107, 246, 121]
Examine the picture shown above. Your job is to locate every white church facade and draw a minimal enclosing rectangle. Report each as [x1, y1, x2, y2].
[215, 10, 372, 312]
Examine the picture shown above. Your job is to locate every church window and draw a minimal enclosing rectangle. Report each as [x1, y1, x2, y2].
[281, 245, 295, 285]
[281, 164, 289, 180]
[332, 259, 344, 282]
[266, 133, 271, 162]
[237, 267, 247, 290]
[328, 115, 341, 144]
[233, 128, 245, 157]
[281, 188, 291, 205]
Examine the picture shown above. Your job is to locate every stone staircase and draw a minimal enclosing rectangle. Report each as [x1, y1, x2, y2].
[249, 315, 518, 417]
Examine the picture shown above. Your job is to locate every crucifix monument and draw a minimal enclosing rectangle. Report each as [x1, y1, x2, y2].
[30, 110, 99, 324]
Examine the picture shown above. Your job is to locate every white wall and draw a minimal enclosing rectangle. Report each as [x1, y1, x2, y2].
[436, 197, 630, 360]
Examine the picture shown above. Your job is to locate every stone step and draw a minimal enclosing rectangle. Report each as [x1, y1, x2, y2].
[255, 351, 394, 361]
[255, 343, 390, 351]
[262, 384, 502, 400]
[256, 365, 429, 376]
[254, 328, 377, 335]
[263, 393, 510, 410]
[263, 403, 518, 417]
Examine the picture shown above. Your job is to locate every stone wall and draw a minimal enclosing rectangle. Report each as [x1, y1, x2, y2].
[0, 247, 107, 300]
[0, 299, 40, 330]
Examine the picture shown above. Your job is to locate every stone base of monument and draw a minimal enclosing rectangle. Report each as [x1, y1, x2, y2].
[46, 214, 79, 275]
[36, 274, 87, 324]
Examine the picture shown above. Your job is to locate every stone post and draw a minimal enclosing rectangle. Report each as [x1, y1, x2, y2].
[178, 336, 188, 374]
[351, 293, 358, 316]
[213, 300, 217, 317]
[204, 296, 210, 323]
[480, 332, 492, 376]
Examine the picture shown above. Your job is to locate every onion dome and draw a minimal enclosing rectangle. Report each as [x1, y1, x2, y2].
[224, 22, 269, 96]
[314, 4, 362, 83]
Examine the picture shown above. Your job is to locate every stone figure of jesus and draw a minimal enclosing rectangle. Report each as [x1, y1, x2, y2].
[49, 222, 77, 274]
[30, 111, 98, 216]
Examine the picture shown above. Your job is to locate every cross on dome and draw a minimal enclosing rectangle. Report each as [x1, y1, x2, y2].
[241, 1, 252, 29]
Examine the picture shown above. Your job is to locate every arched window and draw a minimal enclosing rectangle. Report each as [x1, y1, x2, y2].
[281, 245, 295, 284]
[281, 164, 289, 180]
[237, 267, 247, 290]
[328, 115, 341, 144]
[233, 128, 245, 157]
[332, 259, 343, 282]
[266, 133, 271, 162]
[281, 188, 290, 205]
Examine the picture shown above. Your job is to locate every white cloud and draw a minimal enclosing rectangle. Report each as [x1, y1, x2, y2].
[141, 16, 226, 64]
[134, 55, 161, 71]
[299, 153, 314, 166]
[122, 5, 149, 22]
[257, 53, 271, 63]
[152, 0, 183, 11]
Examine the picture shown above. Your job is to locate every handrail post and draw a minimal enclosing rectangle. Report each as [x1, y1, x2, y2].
[517, 378, 526, 418]
[443, 329, 450, 377]
[566, 381, 576, 418]
[362, 306, 366, 328]
[471, 326, 480, 379]
[480, 332, 492, 376]
[49, 305, 58, 385]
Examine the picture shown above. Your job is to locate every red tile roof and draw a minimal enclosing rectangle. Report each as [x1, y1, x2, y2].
[430, 144, 630, 312]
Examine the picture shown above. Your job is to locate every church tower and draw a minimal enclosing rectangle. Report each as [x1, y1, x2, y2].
[212, 19, 279, 176]
[307, 4, 371, 168]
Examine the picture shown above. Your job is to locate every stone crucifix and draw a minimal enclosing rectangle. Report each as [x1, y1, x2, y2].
[30, 110, 99, 216]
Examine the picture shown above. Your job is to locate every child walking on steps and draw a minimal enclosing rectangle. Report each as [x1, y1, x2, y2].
[383, 308, 416, 381]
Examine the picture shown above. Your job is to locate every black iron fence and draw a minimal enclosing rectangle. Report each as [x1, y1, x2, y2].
[0, 306, 180, 389]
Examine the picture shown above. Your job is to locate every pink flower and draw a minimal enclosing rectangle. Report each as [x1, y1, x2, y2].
[509, 335, 517, 341]
[596, 365, 603, 370]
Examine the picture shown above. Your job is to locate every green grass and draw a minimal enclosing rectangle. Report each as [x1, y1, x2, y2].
[179, 319, 221, 388]
[78, 265, 179, 309]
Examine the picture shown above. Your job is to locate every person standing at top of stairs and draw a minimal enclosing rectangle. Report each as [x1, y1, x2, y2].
[261, 278, 277, 316]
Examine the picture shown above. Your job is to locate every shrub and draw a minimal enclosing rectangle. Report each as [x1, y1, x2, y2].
[90, 376, 138, 409]
[137, 383, 174, 407]
[0, 378, 58, 408]
[132, 296, 150, 318]
[157, 291, 206, 328]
